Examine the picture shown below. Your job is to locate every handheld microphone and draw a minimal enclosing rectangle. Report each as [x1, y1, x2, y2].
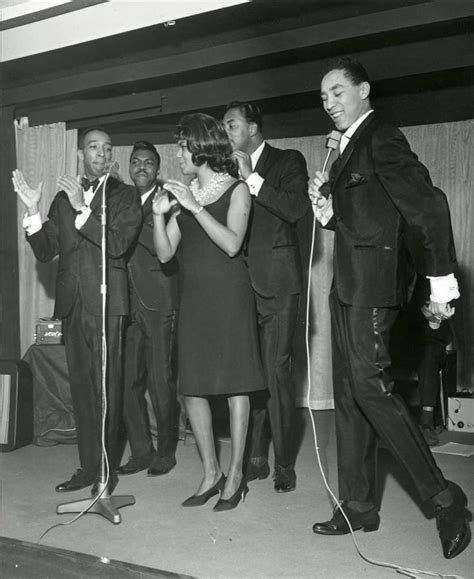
[321, 130, 341, 173]
[319, 130, 341, 199]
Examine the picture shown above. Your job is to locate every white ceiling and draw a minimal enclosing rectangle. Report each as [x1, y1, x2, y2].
[0, 0, 249, 62]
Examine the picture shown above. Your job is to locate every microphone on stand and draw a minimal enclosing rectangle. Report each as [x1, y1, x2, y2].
[56, 155, 135, 525]
[319, 130, 341, 199]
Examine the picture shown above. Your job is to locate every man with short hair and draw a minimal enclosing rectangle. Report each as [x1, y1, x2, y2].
[13, 128, 142, 496]
[223, 102, 310, 493]
[117, 141, 179, 477]
[309, 58, 470, 559]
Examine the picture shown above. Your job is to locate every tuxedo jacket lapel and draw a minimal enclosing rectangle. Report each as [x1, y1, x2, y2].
[254, 143, 273, 176]
[331, 113, 375, 185]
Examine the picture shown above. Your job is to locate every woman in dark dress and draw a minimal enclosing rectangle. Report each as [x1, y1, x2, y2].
[153, 113, 265, 511]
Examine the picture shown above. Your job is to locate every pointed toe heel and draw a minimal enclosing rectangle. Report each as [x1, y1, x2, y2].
[213, 480, 249, 512]
[182, 474, 225, 507]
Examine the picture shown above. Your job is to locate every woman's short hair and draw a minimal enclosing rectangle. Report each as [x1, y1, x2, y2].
[175, 113, 238, 177]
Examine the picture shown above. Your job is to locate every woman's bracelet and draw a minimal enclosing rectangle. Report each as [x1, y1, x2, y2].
[192, 205, 204, 216]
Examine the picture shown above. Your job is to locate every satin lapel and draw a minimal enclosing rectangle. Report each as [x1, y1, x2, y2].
[253, 143, 272, 176]
[331, 113, 375, 185]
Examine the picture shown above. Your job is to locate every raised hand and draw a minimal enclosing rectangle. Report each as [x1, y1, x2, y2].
[309, 171, 331, 211]
[57, 175, 84, 212]
[164, 180, 200, 214]
[152, 188, 178, 216]
[12, 170, 42, 215]
[230, 150, 252, 179]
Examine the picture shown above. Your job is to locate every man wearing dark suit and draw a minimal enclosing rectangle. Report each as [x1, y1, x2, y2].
[13, 128, 142, 496]
[117, 141, 179, 477]
[223, 102, 310, 492]
[309, 58, 470, 559]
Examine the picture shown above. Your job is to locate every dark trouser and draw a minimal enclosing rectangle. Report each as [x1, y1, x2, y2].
[123, 296, 178, 461]
[418, 325, 449, 408]
[330, 289, 447, 508]
[63, 296, 125, 475]
[247, 292, 299, 467]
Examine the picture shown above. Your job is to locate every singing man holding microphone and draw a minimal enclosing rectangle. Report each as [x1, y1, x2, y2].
[309, 57, 470, 559]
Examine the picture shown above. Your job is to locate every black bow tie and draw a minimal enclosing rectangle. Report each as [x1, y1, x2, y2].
[81, 177, 100, 191]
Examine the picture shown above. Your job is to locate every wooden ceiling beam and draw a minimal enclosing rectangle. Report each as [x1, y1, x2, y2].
[22, 33, 474, 127]
[4, 1, 474, 107]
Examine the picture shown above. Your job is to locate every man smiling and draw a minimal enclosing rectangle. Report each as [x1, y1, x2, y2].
[309, 58, 470, 559]
[117, 141, 179, 477]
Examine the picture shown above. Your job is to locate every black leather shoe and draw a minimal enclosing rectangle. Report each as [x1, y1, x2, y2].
[55, 469, 96, 493]
[91, 472, 118, 497]
[116, 456, 151, 475]
[312, 503, 380, 535]
[147, 456, 177, 477]
[245, 461, 270, 482]
[274, 464, 296, 493]
[434, 481, 471, 559]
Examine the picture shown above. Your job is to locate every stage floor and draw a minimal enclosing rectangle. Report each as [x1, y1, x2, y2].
[0, 410, 473, 578]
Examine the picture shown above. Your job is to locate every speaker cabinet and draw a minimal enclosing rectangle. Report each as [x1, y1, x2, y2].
[0, 359, 33, 452]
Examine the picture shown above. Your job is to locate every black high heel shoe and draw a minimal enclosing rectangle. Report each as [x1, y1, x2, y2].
[182, 474, 226, 507]
[213, 478, 249, 512]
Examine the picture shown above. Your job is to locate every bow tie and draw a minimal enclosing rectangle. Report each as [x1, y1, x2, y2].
[81, 177, 100, 191]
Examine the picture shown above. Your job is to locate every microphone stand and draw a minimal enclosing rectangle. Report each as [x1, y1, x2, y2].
[57, 164, 135, 524]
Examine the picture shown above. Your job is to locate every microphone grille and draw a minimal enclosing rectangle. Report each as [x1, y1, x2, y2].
[326, 130, 341, 151]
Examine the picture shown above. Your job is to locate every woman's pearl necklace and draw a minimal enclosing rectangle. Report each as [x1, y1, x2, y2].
[190, 172, 233, 205]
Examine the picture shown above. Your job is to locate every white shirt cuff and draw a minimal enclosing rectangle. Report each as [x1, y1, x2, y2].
[75, 207, 92, 229]
[246, 172, 264, 196]
[312, 197, 334, 226]
[428, 273, 460, 303]
[23, 211, 42, 236]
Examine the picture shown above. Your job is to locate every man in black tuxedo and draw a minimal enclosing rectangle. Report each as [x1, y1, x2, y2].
[223, 102, 310, 492]
[13, 128, 142, 496]
[309, 58, 470, 559]
[117, 141, 179, 477]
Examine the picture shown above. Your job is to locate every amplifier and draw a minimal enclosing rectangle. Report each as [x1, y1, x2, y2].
[0, 359, 33, 452]
[447, 394, 474, 433]
[35, 317, 63, 345]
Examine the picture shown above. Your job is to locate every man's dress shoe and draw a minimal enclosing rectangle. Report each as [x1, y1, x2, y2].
[147, 456, 177, 477]
[55, 469, 96, 493]
[434, 481, 471, 559]
[273, 464, 296, 493]
[91, 472, 118, 497]
[245, 461, 270, 482]
[116, 456, 151, 475]
[312, 503, 380, 535]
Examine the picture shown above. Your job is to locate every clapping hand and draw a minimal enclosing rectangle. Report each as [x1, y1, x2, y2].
[152, 188, 179, 216]
[57, 175, 84, 212]
[163, 180, 200, 214]
[230, 150, 252, 179]
[12, 170, 42, 215]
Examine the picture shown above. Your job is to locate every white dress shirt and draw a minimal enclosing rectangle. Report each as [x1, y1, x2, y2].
[245, 141, 266, 196]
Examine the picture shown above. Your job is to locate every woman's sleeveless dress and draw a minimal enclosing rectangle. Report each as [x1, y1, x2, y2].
[177, 181, 265, 396]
